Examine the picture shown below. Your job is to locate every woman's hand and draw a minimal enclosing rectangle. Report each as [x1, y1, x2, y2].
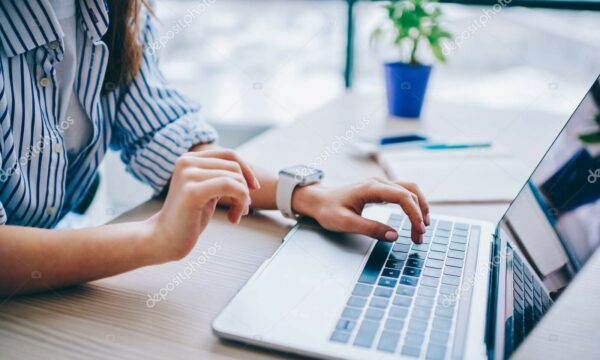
[147, 149, 260, 262]
[293, 177, 430, 243]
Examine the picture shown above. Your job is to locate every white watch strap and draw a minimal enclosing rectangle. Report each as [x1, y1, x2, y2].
[276, 173, 300, 219]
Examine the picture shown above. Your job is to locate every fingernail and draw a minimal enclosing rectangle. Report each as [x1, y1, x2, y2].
[254, 178, 261, 189]
[384, 231, 398, 241]
[425, 215, 431, 226]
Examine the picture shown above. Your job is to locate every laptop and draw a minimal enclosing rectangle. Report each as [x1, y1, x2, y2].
[213, 75, 600, 360]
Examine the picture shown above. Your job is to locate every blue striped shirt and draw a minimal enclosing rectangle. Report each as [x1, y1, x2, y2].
[0, 0, 218, 228]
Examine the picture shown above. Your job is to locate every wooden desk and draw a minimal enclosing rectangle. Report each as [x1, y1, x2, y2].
[1, 93, 597, 359]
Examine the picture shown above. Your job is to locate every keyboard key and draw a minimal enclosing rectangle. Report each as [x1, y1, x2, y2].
[454, 222, 469, 231]
[389, 305, 409, 319]
[365, 307, 385, 320]
[412, 243, 429, 252]
[336, 319, 357, 331]
[382, 268, 400, 278]
[447, 250, 465, 260]
[439, 284, 458, 295]
[429, 329, 450, 344]
[425, 258, 444, 269]
[412, 307, 431, 320]
[377, 331, 401, 353]
[347, 296, 367, 308]
[408, 252, 426, 260]
[435, 306, 454, 318]
[430, 243, 448, 253]
[453, 229, 468, 237]
[396, 285, 416, 297]
[405, 332, 425, 346]
[438, 294, 457, 308]
[374, 286, 393, 298]
[426, 343, 447, 360]
[406, 258, 425, 268]
[342, 306, 361, 319]
[432, 317, 452, 331]
[399, 229, 412, 237]
[389, 252, 408, 261]
[428, 251, 445, 260]
[384, 318, 404, 332]
[370, 296, 389, 309]
[408, 319, 428, 333]
[353, 283, 373, 297]
[358, 241, 393, 284]
[423, 267, 442, 278]
[418, 286, 437, 297]
[441, 275, 461, 286]
[400, 276, 419, 286]
[444, 266, 462, 277]
[353, 320, 380, 348]
[436, 229, 451, 238]
[432, 236, 449, 245]
[449, 242, 466, 252]
[402, 345, 421, 357]
[397, 236, 413, 245]
[330, 330, 350, 343]
[386, 259, 405, 269]
[451, 235, 468, 244]
[393, 243, 411, 253]
[437, 220, 452, 230]
[393, 295, 412, 307]
[403, 266, 422, 277]
[421, 276, 440, 287]
[415, 296, 435, 308]
[379, 277, 397, 288]
[445, 258, 464, 268]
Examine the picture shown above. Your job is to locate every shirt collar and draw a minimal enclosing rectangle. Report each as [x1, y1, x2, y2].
[0, 0, 108, 58]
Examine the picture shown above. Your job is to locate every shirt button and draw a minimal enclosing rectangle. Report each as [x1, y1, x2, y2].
[53, 144, 62, 153]
[39, 77, 51, 87]
[47, 40, 60, 50]
[47, 207, 56, 216]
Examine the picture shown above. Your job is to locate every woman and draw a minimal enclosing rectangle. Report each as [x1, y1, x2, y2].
[0, 0, 428, 297]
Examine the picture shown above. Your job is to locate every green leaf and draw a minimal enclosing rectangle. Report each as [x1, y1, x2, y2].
[579, 132, 600, 144]
[428, 36, 446, 62]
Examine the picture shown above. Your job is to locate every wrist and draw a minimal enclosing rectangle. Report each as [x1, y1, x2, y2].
[291, 184, 326, 219]
[136, 215, 166, 265]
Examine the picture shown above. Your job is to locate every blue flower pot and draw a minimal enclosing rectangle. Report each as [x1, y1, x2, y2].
[384, 62, 432, 118]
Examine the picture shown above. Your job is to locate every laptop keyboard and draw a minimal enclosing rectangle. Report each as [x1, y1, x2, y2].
[329, 213, 472, 359]
[511, 250, 553, 349]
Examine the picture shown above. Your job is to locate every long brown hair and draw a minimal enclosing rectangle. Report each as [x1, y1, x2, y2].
[102, 0, 148, 92]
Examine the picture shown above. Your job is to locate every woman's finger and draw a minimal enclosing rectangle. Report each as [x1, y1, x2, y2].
[397, 181, 430, 226]
[358, 181, 425, 243]
[185, 149, 260, 190]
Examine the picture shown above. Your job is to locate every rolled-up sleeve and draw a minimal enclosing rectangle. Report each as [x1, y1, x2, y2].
[109, 6, 217, 194]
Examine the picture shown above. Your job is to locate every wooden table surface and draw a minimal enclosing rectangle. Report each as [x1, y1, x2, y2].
[1, 93, 598, 359]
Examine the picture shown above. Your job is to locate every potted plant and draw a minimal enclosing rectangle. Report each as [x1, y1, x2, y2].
[372, 0, 452, 118]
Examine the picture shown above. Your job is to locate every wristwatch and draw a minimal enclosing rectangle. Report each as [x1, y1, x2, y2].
[276, 165, 324, 219]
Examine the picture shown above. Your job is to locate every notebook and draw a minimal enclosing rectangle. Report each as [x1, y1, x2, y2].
[377, 147, 530, 204]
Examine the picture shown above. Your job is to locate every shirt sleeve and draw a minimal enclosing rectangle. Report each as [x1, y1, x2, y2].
[0, 63, 7, 225]
[109, 5, 218, 194]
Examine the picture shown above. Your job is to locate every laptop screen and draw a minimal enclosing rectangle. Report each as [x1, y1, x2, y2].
[496, 75, 600, 352]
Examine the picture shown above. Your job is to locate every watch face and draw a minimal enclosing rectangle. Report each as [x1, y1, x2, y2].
[281, 165, 323, 182]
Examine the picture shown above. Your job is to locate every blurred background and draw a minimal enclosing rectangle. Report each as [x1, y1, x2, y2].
[72, 0, 600, 227]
